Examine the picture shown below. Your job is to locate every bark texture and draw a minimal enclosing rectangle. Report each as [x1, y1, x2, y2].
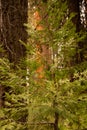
[0, 0, 28, 107]
[1, 0, 28, 63]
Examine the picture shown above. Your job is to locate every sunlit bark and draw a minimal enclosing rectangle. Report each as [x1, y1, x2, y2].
[32, 7, 51, 79]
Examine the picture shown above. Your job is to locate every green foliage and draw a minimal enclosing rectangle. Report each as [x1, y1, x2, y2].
[0, 0, 87, 130]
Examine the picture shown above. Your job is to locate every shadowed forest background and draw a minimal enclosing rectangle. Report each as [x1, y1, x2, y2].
[0, 0, 87, 130]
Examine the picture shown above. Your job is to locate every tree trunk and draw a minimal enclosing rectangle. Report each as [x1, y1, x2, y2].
[1, 0, 28, 63]
[54, 112, 59, 130]
[0, 0, 4, 107]
[66, 0, 84, 82]
[67, 0, 81, 31]
[67, 0, 83, 65]
[0, 0, 2, 42]
[0, 85, 4, 107]
[84, 0, 87, 27]
[0, 0, 28, 107]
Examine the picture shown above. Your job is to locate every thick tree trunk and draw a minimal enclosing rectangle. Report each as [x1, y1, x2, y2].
[0, 0, 2, 34]
[1, 0, 28, 63]
[0, 0, 28, 107]
[0, 0, 3, 47]
[67, 0, 81, 31]
[0, 0, 4, 107]
[66, 0, 84, 82]
[67, 0, 84, 66]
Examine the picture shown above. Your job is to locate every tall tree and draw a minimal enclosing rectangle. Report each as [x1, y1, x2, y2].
[0, 0, 2, 44]
[1, 0, 28, 63]
[67, 0, 81, 31]
[67, 0, 82, 65]
[0, 0, 28, 107]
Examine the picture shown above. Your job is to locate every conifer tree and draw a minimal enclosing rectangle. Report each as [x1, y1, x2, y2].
[0, 0, 87, 130]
